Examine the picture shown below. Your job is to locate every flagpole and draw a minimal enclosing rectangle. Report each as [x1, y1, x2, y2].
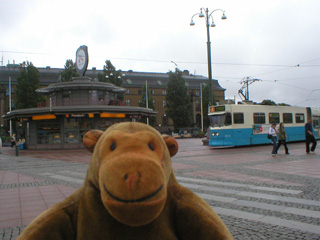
[200, 83, 203, 132]
[9, 77, 12, 136]
[146, 81, 149, 125]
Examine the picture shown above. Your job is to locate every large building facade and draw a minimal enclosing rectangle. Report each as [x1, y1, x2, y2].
[0, 65, 226, 136]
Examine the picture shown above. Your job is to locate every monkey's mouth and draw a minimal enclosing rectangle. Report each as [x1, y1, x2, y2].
[103, 184, 164, 203]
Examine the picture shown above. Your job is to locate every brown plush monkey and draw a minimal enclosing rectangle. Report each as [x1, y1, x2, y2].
[18, 122, 233, 240]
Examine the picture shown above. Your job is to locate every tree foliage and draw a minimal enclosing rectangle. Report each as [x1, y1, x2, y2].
[15, 62, 45, 109]
[165, 69, 193, 129]
[260, 99, 277, 105]
[278, 102, 291, 106]
[98, 60, 122, 86]
[97, 60, 124, 100]
[60, 59, 78, 82]
[139, 82, 156, 126]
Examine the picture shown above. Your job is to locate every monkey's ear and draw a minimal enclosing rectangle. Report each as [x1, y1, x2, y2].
[83, 130, 104, 153]
[163, 135, 178, 157]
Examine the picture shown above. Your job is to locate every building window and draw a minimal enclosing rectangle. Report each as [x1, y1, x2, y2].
[125, 99, 131, 106]
[162, 100, 166, 108]
[64, 118, 79, 144]
[138, 99, 142, 104]
[162, 90, 166, 95]
[295, 113, 305, 123]
[162, 114, 168, 126]
[283, 113, 293, 123]
[195, 101, 200, 111]
[98, 91, 104, 102]
[37, 120, 61, 144]
[152, 99, 155, 105]
[195, 91, 200, 96]
[126, 79, 132, 84]
[157, 80, 163, 86]
[269, 112, 280, 124]
[63, 91, 71, 106]
[233, 113, 244, 124]
[151, 90, 155, 95]
[254, 113, 265, 124]
[138, 89, 142, 95]
[126, 89, 130, 94]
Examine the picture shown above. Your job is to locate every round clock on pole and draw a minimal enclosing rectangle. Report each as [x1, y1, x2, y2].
[75, 45, 89, 76]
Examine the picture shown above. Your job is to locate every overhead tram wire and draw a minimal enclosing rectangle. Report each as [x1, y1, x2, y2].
[4, 50, 320, 68]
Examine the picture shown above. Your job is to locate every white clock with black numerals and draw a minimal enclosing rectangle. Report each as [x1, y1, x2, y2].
[76, 49, 86, 71]
[75, 46, 88, 76]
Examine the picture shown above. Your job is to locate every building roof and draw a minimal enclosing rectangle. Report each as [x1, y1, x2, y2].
[3, 105, 157, 120]
[36, 77, 126, 94]
[0, 66, 226, 91]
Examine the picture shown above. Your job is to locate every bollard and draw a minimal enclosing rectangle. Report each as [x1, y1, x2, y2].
[0, 137, 2, 154]
[15, 144, 19, 156]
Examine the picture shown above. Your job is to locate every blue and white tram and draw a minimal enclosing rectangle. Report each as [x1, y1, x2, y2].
[207, 104, 320, 147]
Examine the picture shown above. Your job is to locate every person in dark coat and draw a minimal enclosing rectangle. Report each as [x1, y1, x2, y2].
[276, 122, 289, 154]
[305, 117, 317, 154]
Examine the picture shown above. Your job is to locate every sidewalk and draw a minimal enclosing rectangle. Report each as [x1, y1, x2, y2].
[1, 140, 320, 239]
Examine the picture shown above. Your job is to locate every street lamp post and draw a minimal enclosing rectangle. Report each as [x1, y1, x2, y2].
[190, 8, 227, 107]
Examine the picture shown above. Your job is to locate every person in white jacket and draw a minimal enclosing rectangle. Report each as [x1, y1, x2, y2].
[269, 123, 278, 157]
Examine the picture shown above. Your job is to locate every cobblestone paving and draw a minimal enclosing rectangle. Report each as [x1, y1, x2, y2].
[0, 140, 319, 239]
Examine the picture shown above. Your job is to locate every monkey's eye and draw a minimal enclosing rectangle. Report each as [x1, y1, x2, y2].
[110, 142, 117, 151]
[148, 142, 155, 151]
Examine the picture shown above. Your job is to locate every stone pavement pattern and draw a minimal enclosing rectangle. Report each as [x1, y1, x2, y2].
[0, 140, 320, 239]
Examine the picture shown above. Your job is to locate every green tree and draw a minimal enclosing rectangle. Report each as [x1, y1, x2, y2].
[278, 103, 291, 106]
[139, 82, 156, 126]
[166, 69, 193, 129]
[60, 59, 78, 82]
[15, 62, 45, 109]
[98, 60, 124, 100]
[260, 99, 277, 105]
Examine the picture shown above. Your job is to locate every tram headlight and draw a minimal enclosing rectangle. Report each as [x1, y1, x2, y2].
[211, 132, 220, 137]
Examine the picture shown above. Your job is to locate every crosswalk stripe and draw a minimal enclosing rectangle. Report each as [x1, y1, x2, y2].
[213, 207, 320, 235]
[38, 172, 320, 235]
[182, 182, 320, 207]
[38, 173, 84, 184]
[177, 176, 302, 195]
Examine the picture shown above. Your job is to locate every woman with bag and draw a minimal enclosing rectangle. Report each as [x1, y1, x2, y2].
[276, 122, 289, 154]
[269, 123, 278, 157]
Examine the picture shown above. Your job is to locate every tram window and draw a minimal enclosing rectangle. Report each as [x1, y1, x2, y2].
[313, 118, 320, 128]
[225, 113, 232, 126]
[233, 113, 244, 124]
[209, 113, 232, 127]
[269, 113, 280, 124]
[253, 113, 265, 124]
[283, 113, 293, 123]
[295, 113, 305, 123]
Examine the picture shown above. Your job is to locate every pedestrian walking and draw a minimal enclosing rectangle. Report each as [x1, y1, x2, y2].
[269, 123, 278, 157]
[305, 117, 317, 154]
[10, 134, 16, 148]
[276, 122, 289, 154]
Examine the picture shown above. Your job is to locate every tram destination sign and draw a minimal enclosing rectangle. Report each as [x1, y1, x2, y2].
[209, 106, 225, 113]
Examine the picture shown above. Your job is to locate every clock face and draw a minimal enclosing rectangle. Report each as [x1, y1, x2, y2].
[77, 49, 86, 70]
[75, 45, 88, 76]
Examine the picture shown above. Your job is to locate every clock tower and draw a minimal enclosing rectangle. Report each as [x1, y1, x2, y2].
[75, 45, 89, 77]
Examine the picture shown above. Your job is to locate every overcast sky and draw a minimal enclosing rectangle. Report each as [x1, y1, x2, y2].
[1, 0, 320, 108]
